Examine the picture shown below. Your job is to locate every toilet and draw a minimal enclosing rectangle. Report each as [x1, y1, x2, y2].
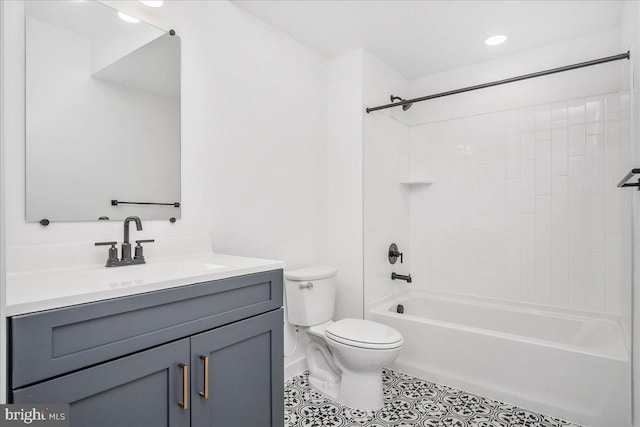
[285, 265, 403, 410]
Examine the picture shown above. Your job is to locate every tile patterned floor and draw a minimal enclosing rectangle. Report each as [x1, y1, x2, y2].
[284, 369, 582, 427]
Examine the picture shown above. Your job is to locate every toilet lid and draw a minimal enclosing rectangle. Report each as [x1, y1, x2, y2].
[325, 319, 403, 349]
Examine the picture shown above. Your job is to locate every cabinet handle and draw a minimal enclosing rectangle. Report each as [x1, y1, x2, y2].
[199, 355, 209, 399]
[178, 363, 188, 409]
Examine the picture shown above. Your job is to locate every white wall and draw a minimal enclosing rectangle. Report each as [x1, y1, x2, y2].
[362, 50, 412, 310]
[3, 0, 329, 379]
[327, 49, 364, 321]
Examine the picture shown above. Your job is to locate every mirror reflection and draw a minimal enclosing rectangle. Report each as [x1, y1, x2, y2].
[25, 0, 181, 222]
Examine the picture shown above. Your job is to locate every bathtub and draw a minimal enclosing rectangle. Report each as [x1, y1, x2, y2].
[369, 289, 631, 427]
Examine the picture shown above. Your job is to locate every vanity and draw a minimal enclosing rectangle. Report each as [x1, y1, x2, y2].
[6, 248, 285, 427]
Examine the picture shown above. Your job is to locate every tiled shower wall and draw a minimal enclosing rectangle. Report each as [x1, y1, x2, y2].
[409, 92, 632, 317]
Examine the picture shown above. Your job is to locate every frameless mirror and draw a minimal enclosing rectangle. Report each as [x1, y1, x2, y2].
[25, 0, 181, 222]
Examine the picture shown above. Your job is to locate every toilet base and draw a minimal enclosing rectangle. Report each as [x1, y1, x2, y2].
[338, 368, 385, 410]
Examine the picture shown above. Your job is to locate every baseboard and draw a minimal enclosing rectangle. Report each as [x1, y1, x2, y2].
[284, 355, 307, 382]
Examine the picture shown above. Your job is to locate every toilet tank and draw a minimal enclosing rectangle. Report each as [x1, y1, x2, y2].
[285, 265, 338, 327]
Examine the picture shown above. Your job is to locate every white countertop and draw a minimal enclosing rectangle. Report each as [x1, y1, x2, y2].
[6, 252, 284, 316]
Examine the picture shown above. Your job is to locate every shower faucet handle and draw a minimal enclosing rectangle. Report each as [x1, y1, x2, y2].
[388, 243, 403, 264]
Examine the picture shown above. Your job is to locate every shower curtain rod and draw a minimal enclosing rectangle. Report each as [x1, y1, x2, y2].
[365, 51, 630, 113]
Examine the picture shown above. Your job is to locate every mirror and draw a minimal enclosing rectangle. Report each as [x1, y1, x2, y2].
[25, 0, 181, 222]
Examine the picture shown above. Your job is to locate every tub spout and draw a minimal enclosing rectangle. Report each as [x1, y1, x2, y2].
[391, 272, 412, 283]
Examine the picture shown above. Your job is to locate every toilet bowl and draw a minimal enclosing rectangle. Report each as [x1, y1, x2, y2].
[285, 266, 403, 410]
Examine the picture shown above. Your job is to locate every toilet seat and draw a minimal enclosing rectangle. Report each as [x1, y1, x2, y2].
[325, 319, 403, 350]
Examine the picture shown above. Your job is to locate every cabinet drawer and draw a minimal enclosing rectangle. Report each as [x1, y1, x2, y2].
[11, 269, 283, 388]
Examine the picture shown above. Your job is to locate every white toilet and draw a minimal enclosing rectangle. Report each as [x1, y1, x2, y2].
[285, 265, 403, 410]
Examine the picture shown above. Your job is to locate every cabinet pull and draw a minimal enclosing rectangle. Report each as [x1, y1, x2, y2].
[178, 363, 188, 409]
[199, 355, 209, 399]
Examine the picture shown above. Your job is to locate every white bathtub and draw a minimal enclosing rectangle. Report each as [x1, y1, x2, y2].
[369, 289, 631, 427]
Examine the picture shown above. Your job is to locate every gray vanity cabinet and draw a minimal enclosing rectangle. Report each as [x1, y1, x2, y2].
[190, 309, 284, 427]
[13, 339, 191, 427]
[9, 270, 284, 427]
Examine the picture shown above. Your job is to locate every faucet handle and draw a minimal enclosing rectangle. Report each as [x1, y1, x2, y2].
[134, 239, 154, 262]
[95, 241, 118, 266]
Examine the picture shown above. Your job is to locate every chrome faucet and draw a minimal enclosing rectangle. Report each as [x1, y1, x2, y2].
[95, 216, 154, 267]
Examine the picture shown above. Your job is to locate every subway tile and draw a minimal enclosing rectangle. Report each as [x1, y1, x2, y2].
[521, 214, 535, 268]
[619, 116, 632, 172]
[551, 127, 568, 176]
[585, 134, 605, 194]
[505, 179, 520, 231]
[478, 137, 492, 164]
[585, 284, 605, 313]
[521, 267, 536, 302]
[535, 250, 552, 305]
[478, 163, 492, 214]
[506, 110, 520, 127]
[491, 146, 506, 197]
[535, 106, 551, 130]
[568, 213, 586, 273]
[605, 293, 622, 315]
[520, 107, 536, 133]
[466, 181, 479, 231]
[585, 96, 604, 123]
[551, 232, 569, 289]
[586, 193, 605, 252]
[506, 231, 520, 283]
[605, 117, 620, 173]
[506, 134, 520, 179]
[551, 176, 568, 231]
[568, 156, 586, 214]
[520, 132, 536, 159]
[520, 159, 536, 213]
[605, 173, 624, 233]
[604, 93, 620, 114]
[506, 285, 522, 301]
[491, 196, 506, 232]
[568, 98, 585, 125]
[551, 288, 569, 307]
[586, 121, 604, 135]
[535, 195, 552, 251]
[568, 125, 585, 156]
[551, 101, 568, 121]
[535, 140, 551, 194]
[569, 268, 587, 309]
[605, 233, 623, 294]
[619, 92, 631, 111]
[552, 119, 568, 129]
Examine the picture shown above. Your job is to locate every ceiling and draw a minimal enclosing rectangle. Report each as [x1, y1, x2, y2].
[233, 0, 625, 80]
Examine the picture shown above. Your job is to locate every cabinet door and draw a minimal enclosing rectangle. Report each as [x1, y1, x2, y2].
[12, 338, 191, 427]
[190, 309, 284, 427]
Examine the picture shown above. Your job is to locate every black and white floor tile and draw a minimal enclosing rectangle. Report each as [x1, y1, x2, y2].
[284, 369, 582, 427]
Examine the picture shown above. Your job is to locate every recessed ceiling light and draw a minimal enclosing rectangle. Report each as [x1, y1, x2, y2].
[117, 11, 140, 23]
[140, 0, 164, 7]
[485, 35, 507, 46]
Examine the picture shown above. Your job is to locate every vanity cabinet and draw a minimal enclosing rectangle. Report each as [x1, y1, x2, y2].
[9, 270, 284, 427]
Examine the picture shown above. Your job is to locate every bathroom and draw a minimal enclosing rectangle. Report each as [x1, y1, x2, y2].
[0, 0, 639, 426]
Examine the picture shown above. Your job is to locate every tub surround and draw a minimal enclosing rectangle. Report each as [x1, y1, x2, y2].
[6, 235, 284, 315]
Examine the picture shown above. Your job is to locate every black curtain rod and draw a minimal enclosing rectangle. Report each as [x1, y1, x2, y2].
[365, 52, 630, 113]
